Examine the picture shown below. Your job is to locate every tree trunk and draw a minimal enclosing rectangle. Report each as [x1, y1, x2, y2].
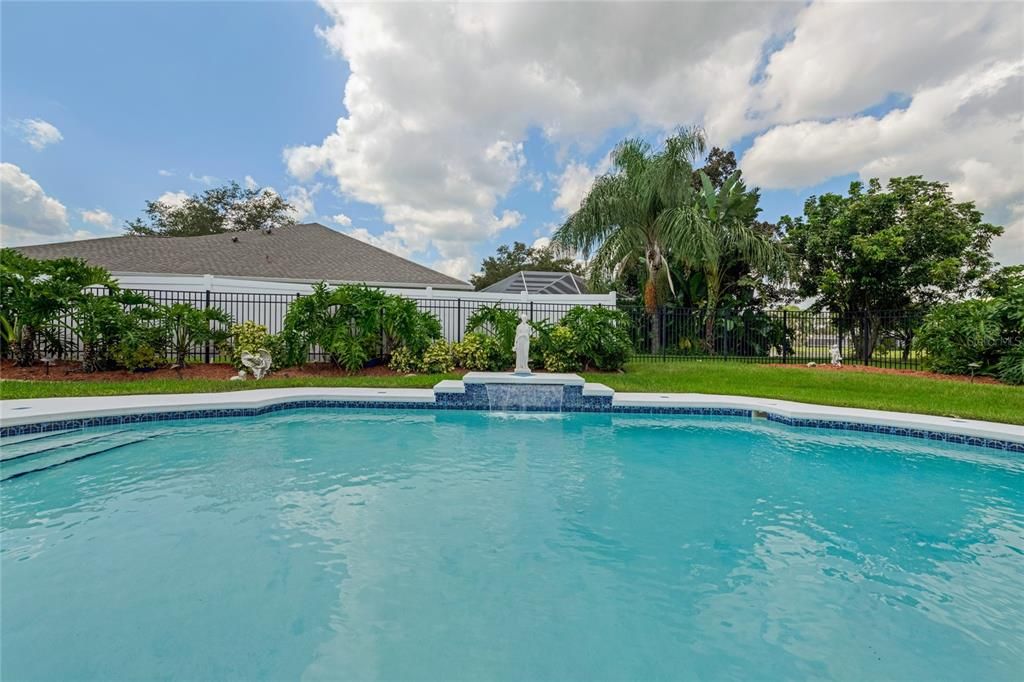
[704, 311, 716, 355]
[853, 313, 881, 364]
[15, 323, 35, 367]
[901, 328, 914, 361]
[703, 272, 721, 355]
[644, 278, 660, 355]
[866, 316, 881, 363]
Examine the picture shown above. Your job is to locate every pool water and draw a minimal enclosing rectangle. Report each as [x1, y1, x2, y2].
[2, 411, 1022, 680]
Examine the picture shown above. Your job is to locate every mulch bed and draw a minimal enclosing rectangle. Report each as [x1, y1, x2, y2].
[768, 362, 1000, 384]
[0, 359, 466, 383]
[0, 359, 995, 385]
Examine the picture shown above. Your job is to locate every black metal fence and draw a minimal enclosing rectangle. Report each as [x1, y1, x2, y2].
[42, 288, 927, 369]
[621, 306, 925, 369]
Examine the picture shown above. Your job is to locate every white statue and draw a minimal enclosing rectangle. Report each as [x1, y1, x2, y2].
[829, 344, 843, 367]
[513, 312, 532, 375]
[240, 349, 273, 380]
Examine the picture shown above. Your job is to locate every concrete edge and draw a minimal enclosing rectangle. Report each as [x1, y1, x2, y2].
[1, 385, 1021, 446]
[462, 372, 585, 386]
[611, 392, 1024, 443]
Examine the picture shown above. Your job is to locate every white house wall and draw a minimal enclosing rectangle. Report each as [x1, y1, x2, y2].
[112, 273, 616, 346]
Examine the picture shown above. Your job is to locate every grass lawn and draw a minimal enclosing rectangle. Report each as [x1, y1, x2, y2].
[2, 362, 1021, 425]
[590, 362, 1024, 425]
[0, 373, 461, 399]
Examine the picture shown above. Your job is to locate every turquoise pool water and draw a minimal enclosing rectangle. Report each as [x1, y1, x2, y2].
[2, 411, 1022, 680]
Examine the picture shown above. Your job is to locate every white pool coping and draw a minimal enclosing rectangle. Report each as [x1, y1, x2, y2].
[611, 392, 1024, 443]
[462, 371, 585, 385]
[0, 387, 434, 428]
[1, 386, 1021, 445]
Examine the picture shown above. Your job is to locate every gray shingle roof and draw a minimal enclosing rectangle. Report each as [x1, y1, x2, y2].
[14, 223, 471, 289]
[482, 270, 589, 295]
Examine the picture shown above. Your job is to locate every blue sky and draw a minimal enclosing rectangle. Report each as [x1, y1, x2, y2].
[3, 2, 1020, 277]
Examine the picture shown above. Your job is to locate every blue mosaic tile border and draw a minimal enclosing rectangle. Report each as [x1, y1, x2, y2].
[0, 400, 435, 438]
[2, 386, 1021, 453]
[766, 414, 1024, 453]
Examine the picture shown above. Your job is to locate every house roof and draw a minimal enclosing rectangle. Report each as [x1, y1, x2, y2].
[482, 270, 589, 295]
[14, 223, 471, 290]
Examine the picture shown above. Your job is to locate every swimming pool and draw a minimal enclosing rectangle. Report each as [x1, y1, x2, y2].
[2, 410, 1022, 680]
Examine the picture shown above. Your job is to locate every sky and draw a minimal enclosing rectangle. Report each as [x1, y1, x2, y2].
[2, 1, 1022, 281]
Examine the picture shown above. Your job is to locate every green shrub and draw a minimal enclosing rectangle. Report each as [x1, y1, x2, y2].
[226, 321, 284, 370]
[162, 303, 231, 368]
[419, 340, 456, 373]
[113, 340, 163, 372]
[561, 306, 632, 370]
[388, 346, 420, 373]
[542, 325, 581, 372]
[528, 318, 553, 368]
[453, 332, 506, 371]
[916, 300, 1002, 375]
[282, 282, 442, 370]
[997, 342, 1024, 385]
[916, 284, 1023, 383]
[1, 249, 115, 366]
[465, 304, 520, 352]
[74, 288, 165, 372]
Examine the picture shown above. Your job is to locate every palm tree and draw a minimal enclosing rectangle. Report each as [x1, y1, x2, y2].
[670, 170, 789, 353]
[553, 129, 705, 352]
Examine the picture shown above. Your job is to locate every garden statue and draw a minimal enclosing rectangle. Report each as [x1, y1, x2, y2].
[513, 312, 532, 375]
[240, 349, 272, 380]
[830, 344, 843, 367]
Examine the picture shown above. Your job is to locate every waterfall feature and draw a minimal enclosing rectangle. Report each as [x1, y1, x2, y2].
[484, 383, 564, 412]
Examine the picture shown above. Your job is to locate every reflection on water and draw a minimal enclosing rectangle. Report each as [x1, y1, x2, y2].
[2, 411, 1022, 680]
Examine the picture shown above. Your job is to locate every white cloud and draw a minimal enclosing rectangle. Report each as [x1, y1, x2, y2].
[287, 2, 1022, 267]
[157, 190, 189, 208]
[524, 171, 543, 192]
[284, 184, 320, 222]
[732, 2, 1023, 264]
[330, 212, 352, 226]
[745, 2, 1021, 134]
[345, 227, 414, 258]
[286, 2, 793, 274]
[16, 118, 63, 151]
[244, 175, 258, 190]
[80, 208, 114, 229]
[188, 173, 218, 186]
[0, 163, 70, 245]
[742, 58, 1024, 265]
[552, 155, 612, 216]
[531, 236, 551, 250]
[158, 169, 174, 177]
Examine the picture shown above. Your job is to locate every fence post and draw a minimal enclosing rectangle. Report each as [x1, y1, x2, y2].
[837, 313, 843, 364]
[203, 287, 212, 364]
[861, 311, 870, 365]
[660, 306, 666, 360]
[529, 300, 534, 322]
[781, 309, 788, 364]
[457, 299, 462, 342]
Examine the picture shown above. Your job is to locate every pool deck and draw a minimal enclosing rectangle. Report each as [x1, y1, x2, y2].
[2, 379, 1022, 447]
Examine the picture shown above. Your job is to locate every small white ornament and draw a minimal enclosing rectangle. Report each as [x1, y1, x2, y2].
[829, 344, 843, 367]
[240, 349, 272, 380]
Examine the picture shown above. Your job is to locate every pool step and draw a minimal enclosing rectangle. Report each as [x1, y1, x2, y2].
[0, 430, 163, 481]
[0, 427, 81, 449]
[0, 429, 132, 462]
